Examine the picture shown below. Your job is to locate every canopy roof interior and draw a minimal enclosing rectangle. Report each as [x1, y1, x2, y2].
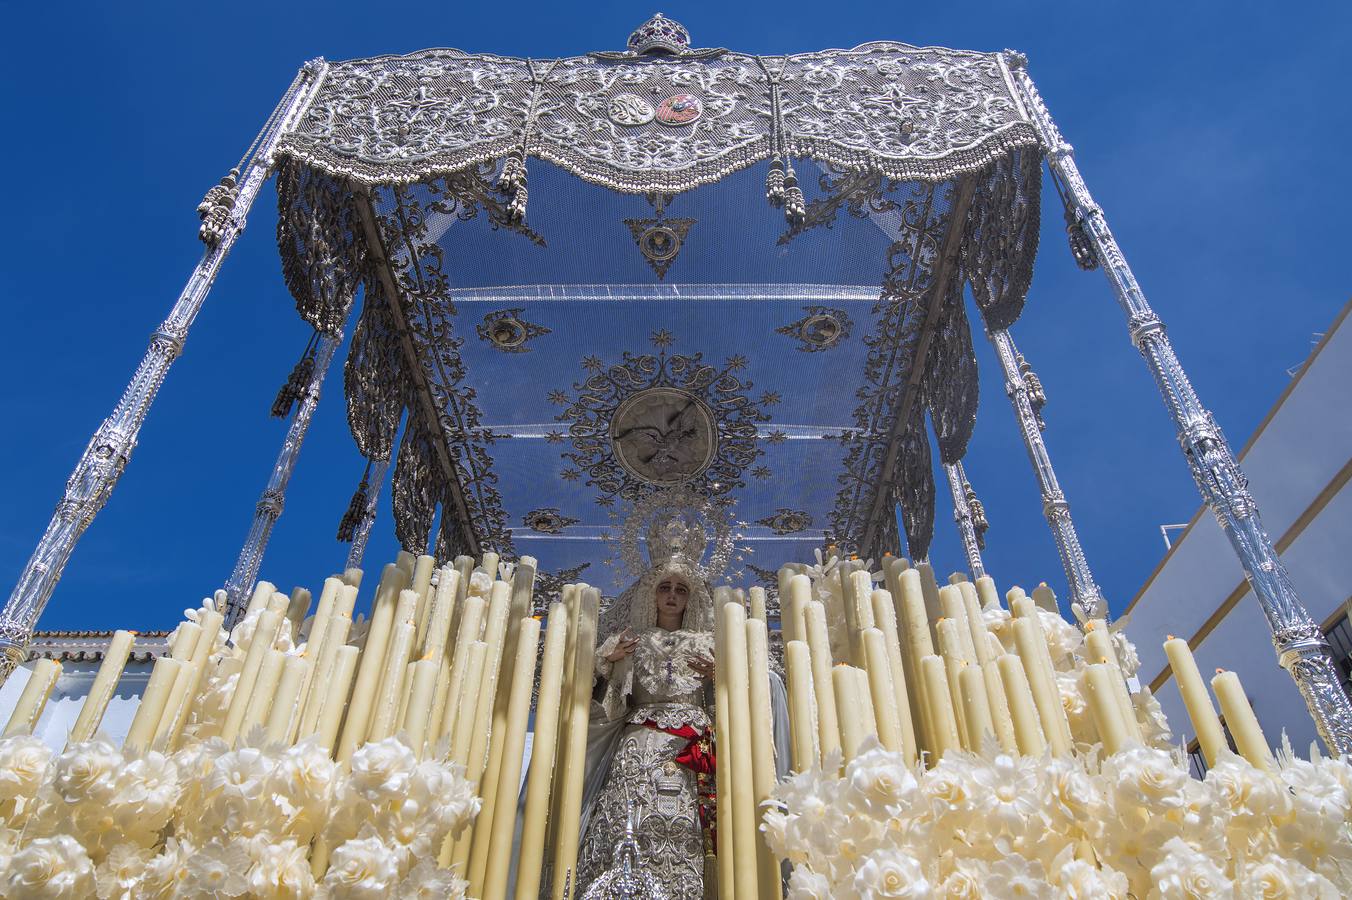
[273, 16, 1043, 594]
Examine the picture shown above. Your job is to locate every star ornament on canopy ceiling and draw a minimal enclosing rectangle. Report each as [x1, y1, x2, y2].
[551, 331, 772, 506]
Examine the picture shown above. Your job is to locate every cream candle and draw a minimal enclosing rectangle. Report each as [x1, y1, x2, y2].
[317, 646, 359, 753]
[222, 609, 280, 744]
[410, 554, 437, 645]
[1082, 663, 1129, 755]
[240, 648, 286, 738]
[550, 587, 598, 900]
[448, 642, 489, 767]
[367, 621, 416, 741]
[401, 657, 439, 757]
[422, 568, 459, 660]
[745, 617, 780, 900]
[515, 603, 569, 900]
[862, 628, 903, 754]
[336, 565, 404, 763]
[784, 640, 817, 773]
[1163, 637, 1226, 767]
[68, 630, 135, 744]
[975, 575, 1001, 610]
[297, 613, 352, 740]
[959, 663, 994, 750]
[480, 617, 542, 900]
[1086, 621, 1142, 742]
[462, 584, 511, 788]
[920, 655, 960, 761]
[1012, 617, 1071, 755]
[982, 659, 1019, 754]
[997, 654, 1046, 756]
[871, 590, 918, 766]
[895, 567, 935, 757]
[833, 665, 868, 764]
[749, 585, 768, 623]
[711, 594, 736, 900]
[1212, 669, 1273, 768]
[939, 586, 977, 662]
[265, 654, 310, 745]
[958, 581, 990, 667]
[168, 622, 203, 662]
[123, 656, 181, 752]
[432, 593, 486, 745]
[152, 658, 198, 749]
[1032, 583, 1058, 613]
[3, 658, 61, 738]
[243, 580, 276, 621]
[803, 600, 841, 762]
[285, 588, 312, 642]
[342, 567, 363, 589]
[917, 563, 944, 631]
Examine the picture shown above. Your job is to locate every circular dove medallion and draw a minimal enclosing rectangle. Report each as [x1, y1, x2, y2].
[608, 93, 655, 127]
[610, 387, 717, 485]
[656, 93, 702, 126]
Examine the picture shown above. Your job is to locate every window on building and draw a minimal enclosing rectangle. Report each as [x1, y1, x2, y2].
[1323, 611, 1352, 698]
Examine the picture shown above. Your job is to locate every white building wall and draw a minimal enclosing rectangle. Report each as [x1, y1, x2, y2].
[0, 659, 152, 751]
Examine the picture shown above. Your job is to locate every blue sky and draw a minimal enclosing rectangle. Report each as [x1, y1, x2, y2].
[1, 1, 1348, 631]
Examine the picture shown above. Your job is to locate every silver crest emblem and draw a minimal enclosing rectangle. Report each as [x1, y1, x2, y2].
[608, 93, 656, 127]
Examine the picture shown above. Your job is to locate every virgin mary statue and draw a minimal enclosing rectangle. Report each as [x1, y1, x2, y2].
[572, 511, 789, 899]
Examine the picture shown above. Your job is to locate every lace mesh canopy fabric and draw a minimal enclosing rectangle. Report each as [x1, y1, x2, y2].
[275, 16, 1043, 591]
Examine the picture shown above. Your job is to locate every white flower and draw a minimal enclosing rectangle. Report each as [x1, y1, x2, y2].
[324, 835, 400, 898]
[51, 738, 122, 804]
[184, 840, 251, 897]
[94, 843, 154, 899]
[1054, 858, 1129, 899]
[114, 750, 180, 840]
[1103, 744, 1188, 812]
[0, 735, 52, 803]
[467, 570, 494, 598]
[1132, 686, 1173, 748]
[936, 859, 987, 900]
[1205, 752, 1291, 822]
[4, 834, 97, 898]
[984, 855, 1053, 900]
[1149, 836, 1234, 899]
[138, 837, 192, 899]
[842, 741, 918, 818]
[246, 839, 317, 899]
[1280, 755, 1350, 823]
[1109, 628, 1140, 677]
[349, 737, 417, 803]
[786, 866, 836, 900]
[853, 848, 932, 898]
[969, 753, 1043, 837]
[1239, 854, 1342, 899]
[397, 859, 468, 899]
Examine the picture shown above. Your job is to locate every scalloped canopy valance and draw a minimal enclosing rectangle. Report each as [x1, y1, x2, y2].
[272, 25, 1044, 589]
[275, 42, 1037, 192]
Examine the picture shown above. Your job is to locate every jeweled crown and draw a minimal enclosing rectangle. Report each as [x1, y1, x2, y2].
[627, 13, 691, 55]
[645, 508, 707, 568]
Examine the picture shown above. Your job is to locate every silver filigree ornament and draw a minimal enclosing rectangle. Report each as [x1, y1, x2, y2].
[776, 306, 854, 352]
[609, 93, 656, 127]
[755, 508, 812, 535]
[523, 507, 579, 534]
[476, 307, 551, 353]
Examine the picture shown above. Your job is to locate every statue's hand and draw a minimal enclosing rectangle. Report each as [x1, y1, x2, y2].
[605, 628, 639, 662]
[687, 653, 715, 681]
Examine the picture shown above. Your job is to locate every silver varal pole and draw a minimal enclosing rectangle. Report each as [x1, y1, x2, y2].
[223, 331, 343, 625]
[0, 60, 330, 683]
[1007, 52, 1352, 753]
[943, 460, 986, 579]
[988, 326, 1107, 620]
[345, 457, 391, 571]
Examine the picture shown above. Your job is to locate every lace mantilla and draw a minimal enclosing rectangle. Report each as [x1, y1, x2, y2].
[275, 44, 1036, 191]
[633, 629, 713, 699]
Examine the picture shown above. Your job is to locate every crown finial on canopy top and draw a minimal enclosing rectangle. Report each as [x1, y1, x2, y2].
[627, 13, 691, 55]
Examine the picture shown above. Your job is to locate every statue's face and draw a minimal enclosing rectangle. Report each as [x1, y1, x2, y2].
[655, 575, 691, 621]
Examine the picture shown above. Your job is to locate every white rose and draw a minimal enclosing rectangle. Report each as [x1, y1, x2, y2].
[139, 837, 192, 899]
[1240, 855, 1341, 900]
[843, 741, 918, 817]
[853, 848, 932, 898]
[1056, 859, 1129, 899]
[5, 834, 97, 898]
[396, 859, 468, 899]
[1205, 753, 1291, 821]
[786, 866, 836, 900]
[247, 839, 317, 899]
[1149, 836, 1234, 899]
[0, 735, 52, 802]
[984, 855, 1053, 900]
[51, 739, 122, 803]
[349, 737, 417, 803]
[1105, 745, 1188, 812]
[324, 836, 400, 899]
[937, 860, 987, 899]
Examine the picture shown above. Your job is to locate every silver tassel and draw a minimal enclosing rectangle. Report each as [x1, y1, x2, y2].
[783, 165, 806, 229]
[196, 169, 239, 247]
[765, 157, 786, 208]
[496, 153, 524, 193]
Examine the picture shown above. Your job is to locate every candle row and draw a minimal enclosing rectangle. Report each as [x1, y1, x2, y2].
[778, 556, 1158, 772]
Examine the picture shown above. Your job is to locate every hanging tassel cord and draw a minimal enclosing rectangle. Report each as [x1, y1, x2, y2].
[271, 331, 320, 419]
[337, 460, 374, 543]
[1048, 165, 1098, 270]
